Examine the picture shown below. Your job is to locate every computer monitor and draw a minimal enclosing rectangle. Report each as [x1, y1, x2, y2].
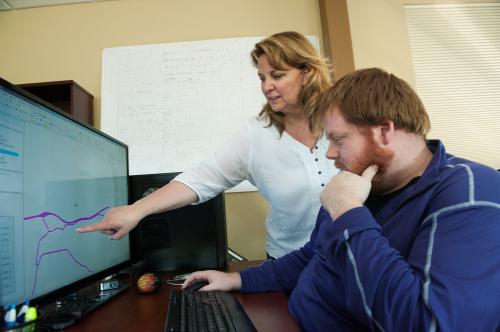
[129, 173, 227, 271]
[0, 77, 130, 308]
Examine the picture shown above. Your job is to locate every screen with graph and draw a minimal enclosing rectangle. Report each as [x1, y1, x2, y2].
[0, 77, 130, 307]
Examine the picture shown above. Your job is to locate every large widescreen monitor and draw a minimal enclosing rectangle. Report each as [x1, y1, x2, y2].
[0, 77, 130, 308]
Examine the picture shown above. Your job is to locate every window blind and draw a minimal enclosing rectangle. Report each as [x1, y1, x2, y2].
[405, 3, 500, 169]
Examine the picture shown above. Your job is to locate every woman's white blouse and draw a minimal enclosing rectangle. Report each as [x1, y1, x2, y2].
[174, 117, 338, 258]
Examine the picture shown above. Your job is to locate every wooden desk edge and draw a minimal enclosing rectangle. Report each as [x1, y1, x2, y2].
[227, 260, 300, 332]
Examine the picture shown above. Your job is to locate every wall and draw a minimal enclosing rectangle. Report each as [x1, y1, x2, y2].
[345, 0, 500, 169]
[346, 0, 417, 86]
[346, 0, 497, 87]
[0, 0, 324, 260]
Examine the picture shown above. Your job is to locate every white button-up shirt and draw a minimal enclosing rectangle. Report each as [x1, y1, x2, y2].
[175, 117, 338, 258]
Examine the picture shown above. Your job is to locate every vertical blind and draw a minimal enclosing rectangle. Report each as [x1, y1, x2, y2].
[405, 3, 500, 169]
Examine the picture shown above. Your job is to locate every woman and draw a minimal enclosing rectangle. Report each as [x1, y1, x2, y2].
[78, 31, 338, 259]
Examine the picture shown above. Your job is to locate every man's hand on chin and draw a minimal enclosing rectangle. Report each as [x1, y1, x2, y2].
[320, 165, 379, 220]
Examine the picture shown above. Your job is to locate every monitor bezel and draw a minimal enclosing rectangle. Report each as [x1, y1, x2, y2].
[0, 76, 132, 307]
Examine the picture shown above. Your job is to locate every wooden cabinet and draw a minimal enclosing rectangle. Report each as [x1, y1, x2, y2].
[17, 80, 94, 126]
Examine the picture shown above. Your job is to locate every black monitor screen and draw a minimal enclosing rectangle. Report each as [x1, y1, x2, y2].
[0, 77, 130, 307]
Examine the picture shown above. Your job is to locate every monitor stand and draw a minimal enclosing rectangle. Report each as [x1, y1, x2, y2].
[38, 276, 130, 329]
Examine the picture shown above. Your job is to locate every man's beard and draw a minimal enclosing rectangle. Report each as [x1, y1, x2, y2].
[335, 128, 394, 193]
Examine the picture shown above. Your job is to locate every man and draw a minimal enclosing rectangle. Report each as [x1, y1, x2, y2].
[184, 68, 500, 331]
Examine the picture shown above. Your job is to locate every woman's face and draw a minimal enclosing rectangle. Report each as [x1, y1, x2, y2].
[257, 54, 306, 115]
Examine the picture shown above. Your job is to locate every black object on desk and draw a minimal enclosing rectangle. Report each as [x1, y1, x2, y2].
[39, 279, 130, 330]
[184, 280, 209, 292]
[129, 173, 228, 272]
[165, 290, 257, 332]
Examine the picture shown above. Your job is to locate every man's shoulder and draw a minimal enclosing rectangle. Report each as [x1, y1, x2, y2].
[436, 156, 500, 203]
[441, 156, 499, 180]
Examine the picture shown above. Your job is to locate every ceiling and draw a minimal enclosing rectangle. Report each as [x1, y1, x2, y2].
[0, 0, 113, 11]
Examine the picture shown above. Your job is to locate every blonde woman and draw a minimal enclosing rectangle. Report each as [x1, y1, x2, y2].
[78, 31, 338, 259]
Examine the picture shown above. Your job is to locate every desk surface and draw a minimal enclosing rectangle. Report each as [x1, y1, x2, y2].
[65, 261, 299, 332]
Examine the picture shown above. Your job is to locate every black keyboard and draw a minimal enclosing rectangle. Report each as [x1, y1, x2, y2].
[165, 290, 257, 332]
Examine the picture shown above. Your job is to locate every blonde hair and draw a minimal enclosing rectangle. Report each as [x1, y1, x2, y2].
[251, 31, 333, 136]
[320, 68, 430, 136]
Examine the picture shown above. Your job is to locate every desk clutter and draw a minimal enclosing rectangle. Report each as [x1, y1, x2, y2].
[0, 76, 296, 331]
[2, 263, 299, 331]
[1, 301, 37, 331]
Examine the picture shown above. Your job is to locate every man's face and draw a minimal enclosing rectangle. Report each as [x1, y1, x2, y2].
[324, 107, 394, 192]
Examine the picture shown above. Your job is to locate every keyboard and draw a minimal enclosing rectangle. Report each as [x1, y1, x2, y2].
[165, 290, 257, 332]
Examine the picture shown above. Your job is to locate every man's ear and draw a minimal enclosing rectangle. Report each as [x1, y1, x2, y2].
[373, 120, 395, 145]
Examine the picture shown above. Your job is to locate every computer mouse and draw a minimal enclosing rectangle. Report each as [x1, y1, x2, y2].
[184, 280, 209, 292]
[137, 272, 163, 293]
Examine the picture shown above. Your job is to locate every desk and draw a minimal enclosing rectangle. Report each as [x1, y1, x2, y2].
[65, 261, 300, 332]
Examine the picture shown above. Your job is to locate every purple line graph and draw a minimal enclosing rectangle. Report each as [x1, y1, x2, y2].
[24, 207, 109, 295]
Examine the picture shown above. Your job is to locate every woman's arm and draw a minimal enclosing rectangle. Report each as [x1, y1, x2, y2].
[77, 180, 197, 239]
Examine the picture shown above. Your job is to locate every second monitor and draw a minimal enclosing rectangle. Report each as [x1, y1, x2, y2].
[129, 173, 227, 271]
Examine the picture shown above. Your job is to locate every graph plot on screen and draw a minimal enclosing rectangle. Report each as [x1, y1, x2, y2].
[24, 207, 110, 295]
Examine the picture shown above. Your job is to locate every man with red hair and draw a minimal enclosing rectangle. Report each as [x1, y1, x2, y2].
[185, 68, 500, 331]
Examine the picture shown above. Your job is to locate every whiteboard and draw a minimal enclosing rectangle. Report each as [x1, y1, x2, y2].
[101, 36, 319, 192]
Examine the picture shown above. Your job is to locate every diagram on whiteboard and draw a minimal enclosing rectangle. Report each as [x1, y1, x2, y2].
[101, 36, 319, 191]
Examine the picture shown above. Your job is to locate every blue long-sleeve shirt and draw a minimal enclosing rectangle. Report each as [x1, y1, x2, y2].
[240, 140, 500, 331]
